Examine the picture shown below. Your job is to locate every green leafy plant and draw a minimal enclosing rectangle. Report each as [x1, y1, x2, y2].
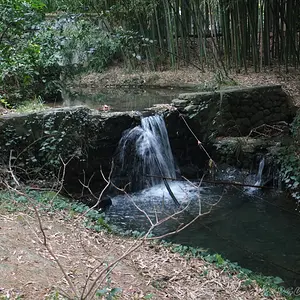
[38, 14, 121, 74]
[0, 0, 44, 100]
[277, 112, 300, 201]
[0, 95, 11, 108]
[95, 261, 122, 299]
[159, 240, 288, 298]
[96, 287, 122, 300]
[0, 189, 112, 232]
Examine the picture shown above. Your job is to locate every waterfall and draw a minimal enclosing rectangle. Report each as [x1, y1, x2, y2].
[245, 157, 265, 194]
[254, 157, 265, 187]
[117, 115, 178, 192]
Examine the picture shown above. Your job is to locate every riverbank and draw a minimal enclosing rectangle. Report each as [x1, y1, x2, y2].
[0, 190, 288, 299]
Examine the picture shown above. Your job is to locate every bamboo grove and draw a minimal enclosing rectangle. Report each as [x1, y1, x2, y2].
[44, 0, 300, 72]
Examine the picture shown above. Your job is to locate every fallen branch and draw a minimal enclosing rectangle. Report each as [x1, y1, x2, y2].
[144, 174, 273, 189]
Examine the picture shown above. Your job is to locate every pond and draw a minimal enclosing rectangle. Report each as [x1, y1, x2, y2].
[58, 87, 195, 111]
[106, 177, 300, 288]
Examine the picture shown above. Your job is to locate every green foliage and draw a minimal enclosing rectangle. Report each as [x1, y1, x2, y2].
[0, 96, 11, 108]
[42, 0, 95, 12]
[205, 253, 225, 266]
[39, 0, 300, 72]
[277, 112, 300, 201]
[0, 0, 63, 105]
[0, 189, 112, 233]
[0, 2, 121, 105]
[55, 16, 120, 73]
[96, 287, 122, 300]
[96, 259, 122, 299]
[113, 27, 155, 69]
[143, 293, 154, 299]
[46, 290, 67, 300]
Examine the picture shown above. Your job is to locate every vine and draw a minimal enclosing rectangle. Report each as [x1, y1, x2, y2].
[277, 111, 300, 202]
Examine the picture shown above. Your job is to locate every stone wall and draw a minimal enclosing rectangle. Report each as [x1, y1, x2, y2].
[0, 106, 138, 194]
[171, 85, 295, 139]
[164, 85, 296, 173]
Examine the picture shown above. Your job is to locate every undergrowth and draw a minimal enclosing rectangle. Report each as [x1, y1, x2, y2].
[13, 97, 48, 113]
[0, 189, 113, 233]
[277, 111, 300, 202]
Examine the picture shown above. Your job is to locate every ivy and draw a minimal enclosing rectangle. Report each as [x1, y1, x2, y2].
[277, 112, 300, 201]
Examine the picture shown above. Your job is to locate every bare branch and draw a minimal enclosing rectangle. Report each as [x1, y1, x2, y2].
[178, 113, 218, 169]
[8, 150, 20, 186]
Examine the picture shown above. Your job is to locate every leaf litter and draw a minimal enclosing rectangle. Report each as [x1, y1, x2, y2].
[0, 208, 285, 299]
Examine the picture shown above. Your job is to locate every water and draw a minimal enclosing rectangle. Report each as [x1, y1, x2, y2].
[255, 157, 265, 186]
[245, 157, 266, 194]
[58, 88, 193, 111]
[107, 180, 300, 288]
[109, 115, 300, 287]
[116, 115, 177, 191]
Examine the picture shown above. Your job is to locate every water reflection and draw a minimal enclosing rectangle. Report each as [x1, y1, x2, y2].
[59, 87, 194, 111]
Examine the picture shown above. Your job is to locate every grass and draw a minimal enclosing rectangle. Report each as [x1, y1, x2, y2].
[13, 97, 48, 113]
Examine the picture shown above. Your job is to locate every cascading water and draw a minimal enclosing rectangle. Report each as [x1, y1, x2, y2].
[117, 115, 178, 192]
[254, 157, 265, 187]
[245, 157, 265, 193]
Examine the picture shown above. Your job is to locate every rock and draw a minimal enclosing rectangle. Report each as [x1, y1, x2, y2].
[212, 136, 282, 168]
[172, 99, 190, 107]
[184, 105, 198, 113]
[170, 85, 295, 140]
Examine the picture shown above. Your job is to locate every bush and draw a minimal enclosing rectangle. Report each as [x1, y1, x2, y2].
[0, 0, 50, 105]
[51, 15, 121, 73]
[0, 4, 121, 106]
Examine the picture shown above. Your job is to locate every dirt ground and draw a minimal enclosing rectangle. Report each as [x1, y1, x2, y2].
[72, 66, 300, 106]
[0, 207, 285, 300]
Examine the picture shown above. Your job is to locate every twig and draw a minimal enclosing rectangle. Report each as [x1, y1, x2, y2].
[50, 155, 74, 202]
[178, 114, 218, 169]
[247, 123, 287, 138]
[8, 150, 19, 186]
[33, 205, 79, 299]
[145, 174, 272, 189]
[82, 240, 143, 300]
[77, 162, 114, 222]
[146, 192, 224, 241]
